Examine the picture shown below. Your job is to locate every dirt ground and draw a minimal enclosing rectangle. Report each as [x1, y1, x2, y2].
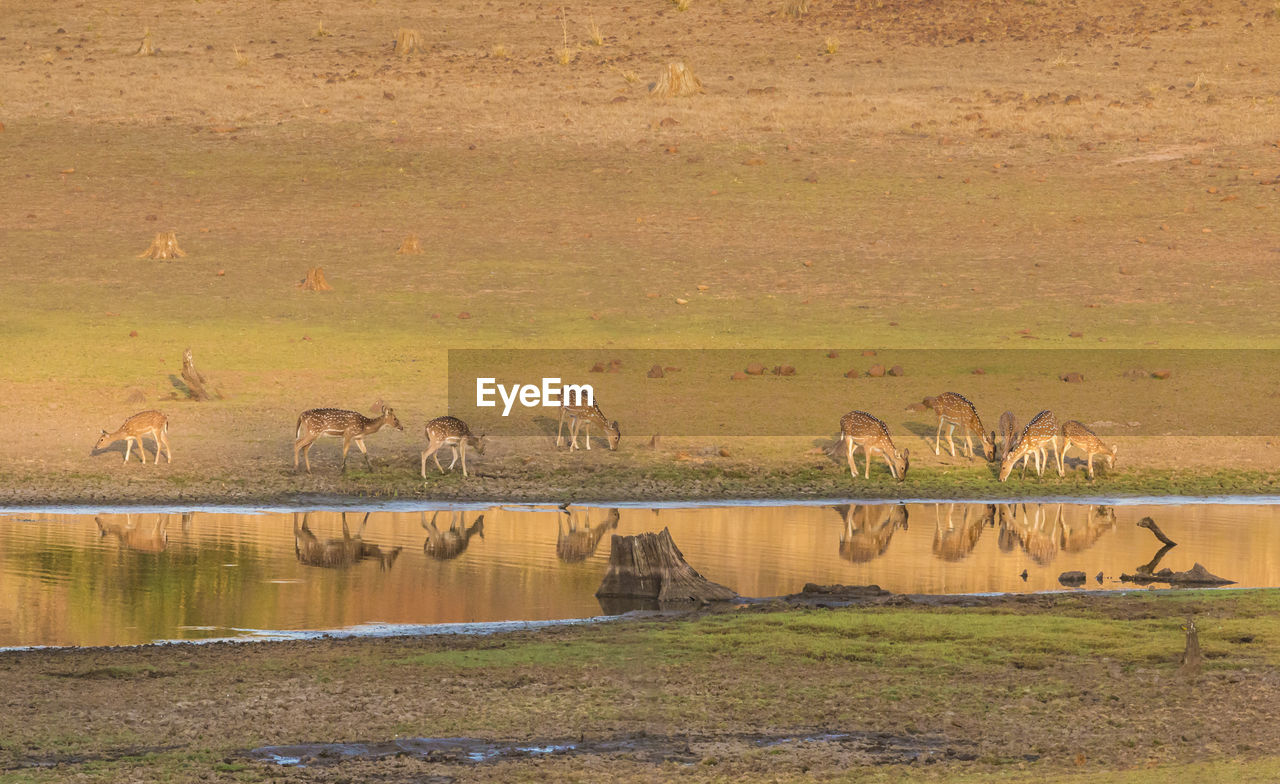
[1, 0, 1279, 504]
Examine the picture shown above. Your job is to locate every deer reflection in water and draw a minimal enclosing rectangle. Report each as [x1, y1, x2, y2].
[293, 512, 402, 570]
[95, 513, 177, 553]
[836, 504, 908, 563]
[932, 503, 993, 562]
[996, 503, 1116, 565]
[421, 511, 485, 560]
[556, 508, 620, 563]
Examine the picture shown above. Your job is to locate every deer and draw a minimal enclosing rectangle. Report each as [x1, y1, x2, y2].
[293, 403, 403, 473]
[556, 401, 620, 451]
[928, 392, 994, 461]
[1059, 420, 1118, 480]
[93, 410, 170, 464]
[998, 502, 1062, 565]
[293, 512, 401, 570]
[557, 507, 621, 563]
[836, 503, 909, 563]
[421, 416, 486, 478]
[837, 410, 909, 481]
[95, 513, 169, 553]
[421, 511, 485, 560]
[932, 503, 993, 562]
[1060, 505, 1117, 553]
[995, 411, 1037, 479]
[997, 410, 1062, 482]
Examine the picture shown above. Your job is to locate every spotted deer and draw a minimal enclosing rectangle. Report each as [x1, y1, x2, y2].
[421, 416, 486, 478]
[421, 511, 485, 560]
[932, 503, 992, 562]
[293, 512, 401, 570]
[557, 507, 621, 563]
[556, 402, 620, 451]
[836, 503, 909, 563]
[929, 392, 994, 461]
[996, 411, 1036, 479]
[293, 404, 403, 473]
[95, 513, 169, 553]
[838, 411, 909, 481]
[1060, 420, 1118, 479]
[93, 410, 171, 464]
[998, 410, 1062, 482]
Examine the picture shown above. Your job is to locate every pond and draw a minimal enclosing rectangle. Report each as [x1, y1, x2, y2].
[1, 500, 1276, 648]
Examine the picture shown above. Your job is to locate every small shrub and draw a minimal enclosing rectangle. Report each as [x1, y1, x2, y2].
[395, 28, 424, 58]
[651, 61, 703, 98]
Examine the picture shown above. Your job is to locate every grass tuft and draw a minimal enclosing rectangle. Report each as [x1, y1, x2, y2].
[587, 16, 604, 46]
[784, 0, 810, 18]
[313, 20, 332, 39]
[395, 28, 424, 58]
[650, 61, 703, 98]
[823, 34, 838, 53]
[233, 45, 249, 67]
[135, 27, 155, 57]
[491, 43, 510, 59]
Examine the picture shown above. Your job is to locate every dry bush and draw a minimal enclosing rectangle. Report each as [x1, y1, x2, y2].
[587, 17, 604, 46]
[492, 43, 511, 59]
[135, 28, 155, 57]
[397, 234, 423, 254]
[233, 46, 249, 67]
[395, 28, 424, 58]
[313, 21, 332, 39]
[823, 35, 839, 53]
[672, 0, 691, 10]
[138, 231, 186, 260]
[650, 61, 703, 98]
[298, 267, 333, 291]
[556, 46, 576, 65]
[784, 0, 810, 18]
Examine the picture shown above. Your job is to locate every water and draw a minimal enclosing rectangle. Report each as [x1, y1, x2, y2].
[1, 501, 1277, 648]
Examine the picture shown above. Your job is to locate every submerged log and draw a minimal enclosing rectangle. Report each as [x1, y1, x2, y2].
[596, 528, 736, 603]
[1120, 562, 1235, 585]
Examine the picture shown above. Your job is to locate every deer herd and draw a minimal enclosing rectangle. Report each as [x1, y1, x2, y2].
[91, 390, 1117, 483]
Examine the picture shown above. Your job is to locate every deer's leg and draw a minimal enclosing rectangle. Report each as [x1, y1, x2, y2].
[421, 439, 443, 478]
[355, 438, 372, 469]
[846, 438, 857, 479]
[946, 424, 957, 458]
[568, 418, 581, 451]
[583, 421, 592, 450]
[1087, 453, 1095, 480]
[459, 442, 468, 478]
[158, 429, 172, 463]
[447, 444, 459, 471]
[556, 408, 567, 448]
[1052, 437, 1064, 476]
[964, 430, 975, 459]
[934, 419, 943, 456]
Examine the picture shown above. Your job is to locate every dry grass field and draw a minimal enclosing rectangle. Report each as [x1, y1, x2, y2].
[2, 0, 1279, 501]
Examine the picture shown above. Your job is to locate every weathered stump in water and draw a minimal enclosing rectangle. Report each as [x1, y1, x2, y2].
[596, 528, 736, 602]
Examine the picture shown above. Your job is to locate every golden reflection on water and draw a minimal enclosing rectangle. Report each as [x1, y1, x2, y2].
[1, 503, 1278, 647]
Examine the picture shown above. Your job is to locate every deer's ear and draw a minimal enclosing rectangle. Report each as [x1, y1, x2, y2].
[372, 399, 385, 414]
[100, 429, 108, 435]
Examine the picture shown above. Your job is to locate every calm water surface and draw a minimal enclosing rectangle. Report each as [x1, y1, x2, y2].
[2, 502, 1277, 648]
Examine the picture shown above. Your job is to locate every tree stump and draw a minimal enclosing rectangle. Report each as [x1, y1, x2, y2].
[138, 231, 185, 259]
[1179, 616, 1202, 677]
[179, 347, 218, 401]
[298, 267, 333, 291]
[596, 528, 736, 602]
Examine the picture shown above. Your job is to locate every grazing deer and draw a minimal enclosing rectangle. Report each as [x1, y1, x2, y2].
[836, 503, 909, 563]
[557, 507, 621, 563]
[95, 513, 169, 553]
[93, 410, 170, 464]
[838, 411, 909, 481]
[293, 404, 403, 473]
[998, 503, 1062, 565]
[1060, 505, 1117, 553]
[996, 411, 1037, 479]
[932, 503, 993, 562]
[556, 402, 620, 451]
[997, 410, 1062, 482]
[929, 392, 994, 461]
[421, 416, 486, 478]
[421, 511, 485, 560]
[1060, 420, 1118, 479]
[293, 512, 401, 570]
